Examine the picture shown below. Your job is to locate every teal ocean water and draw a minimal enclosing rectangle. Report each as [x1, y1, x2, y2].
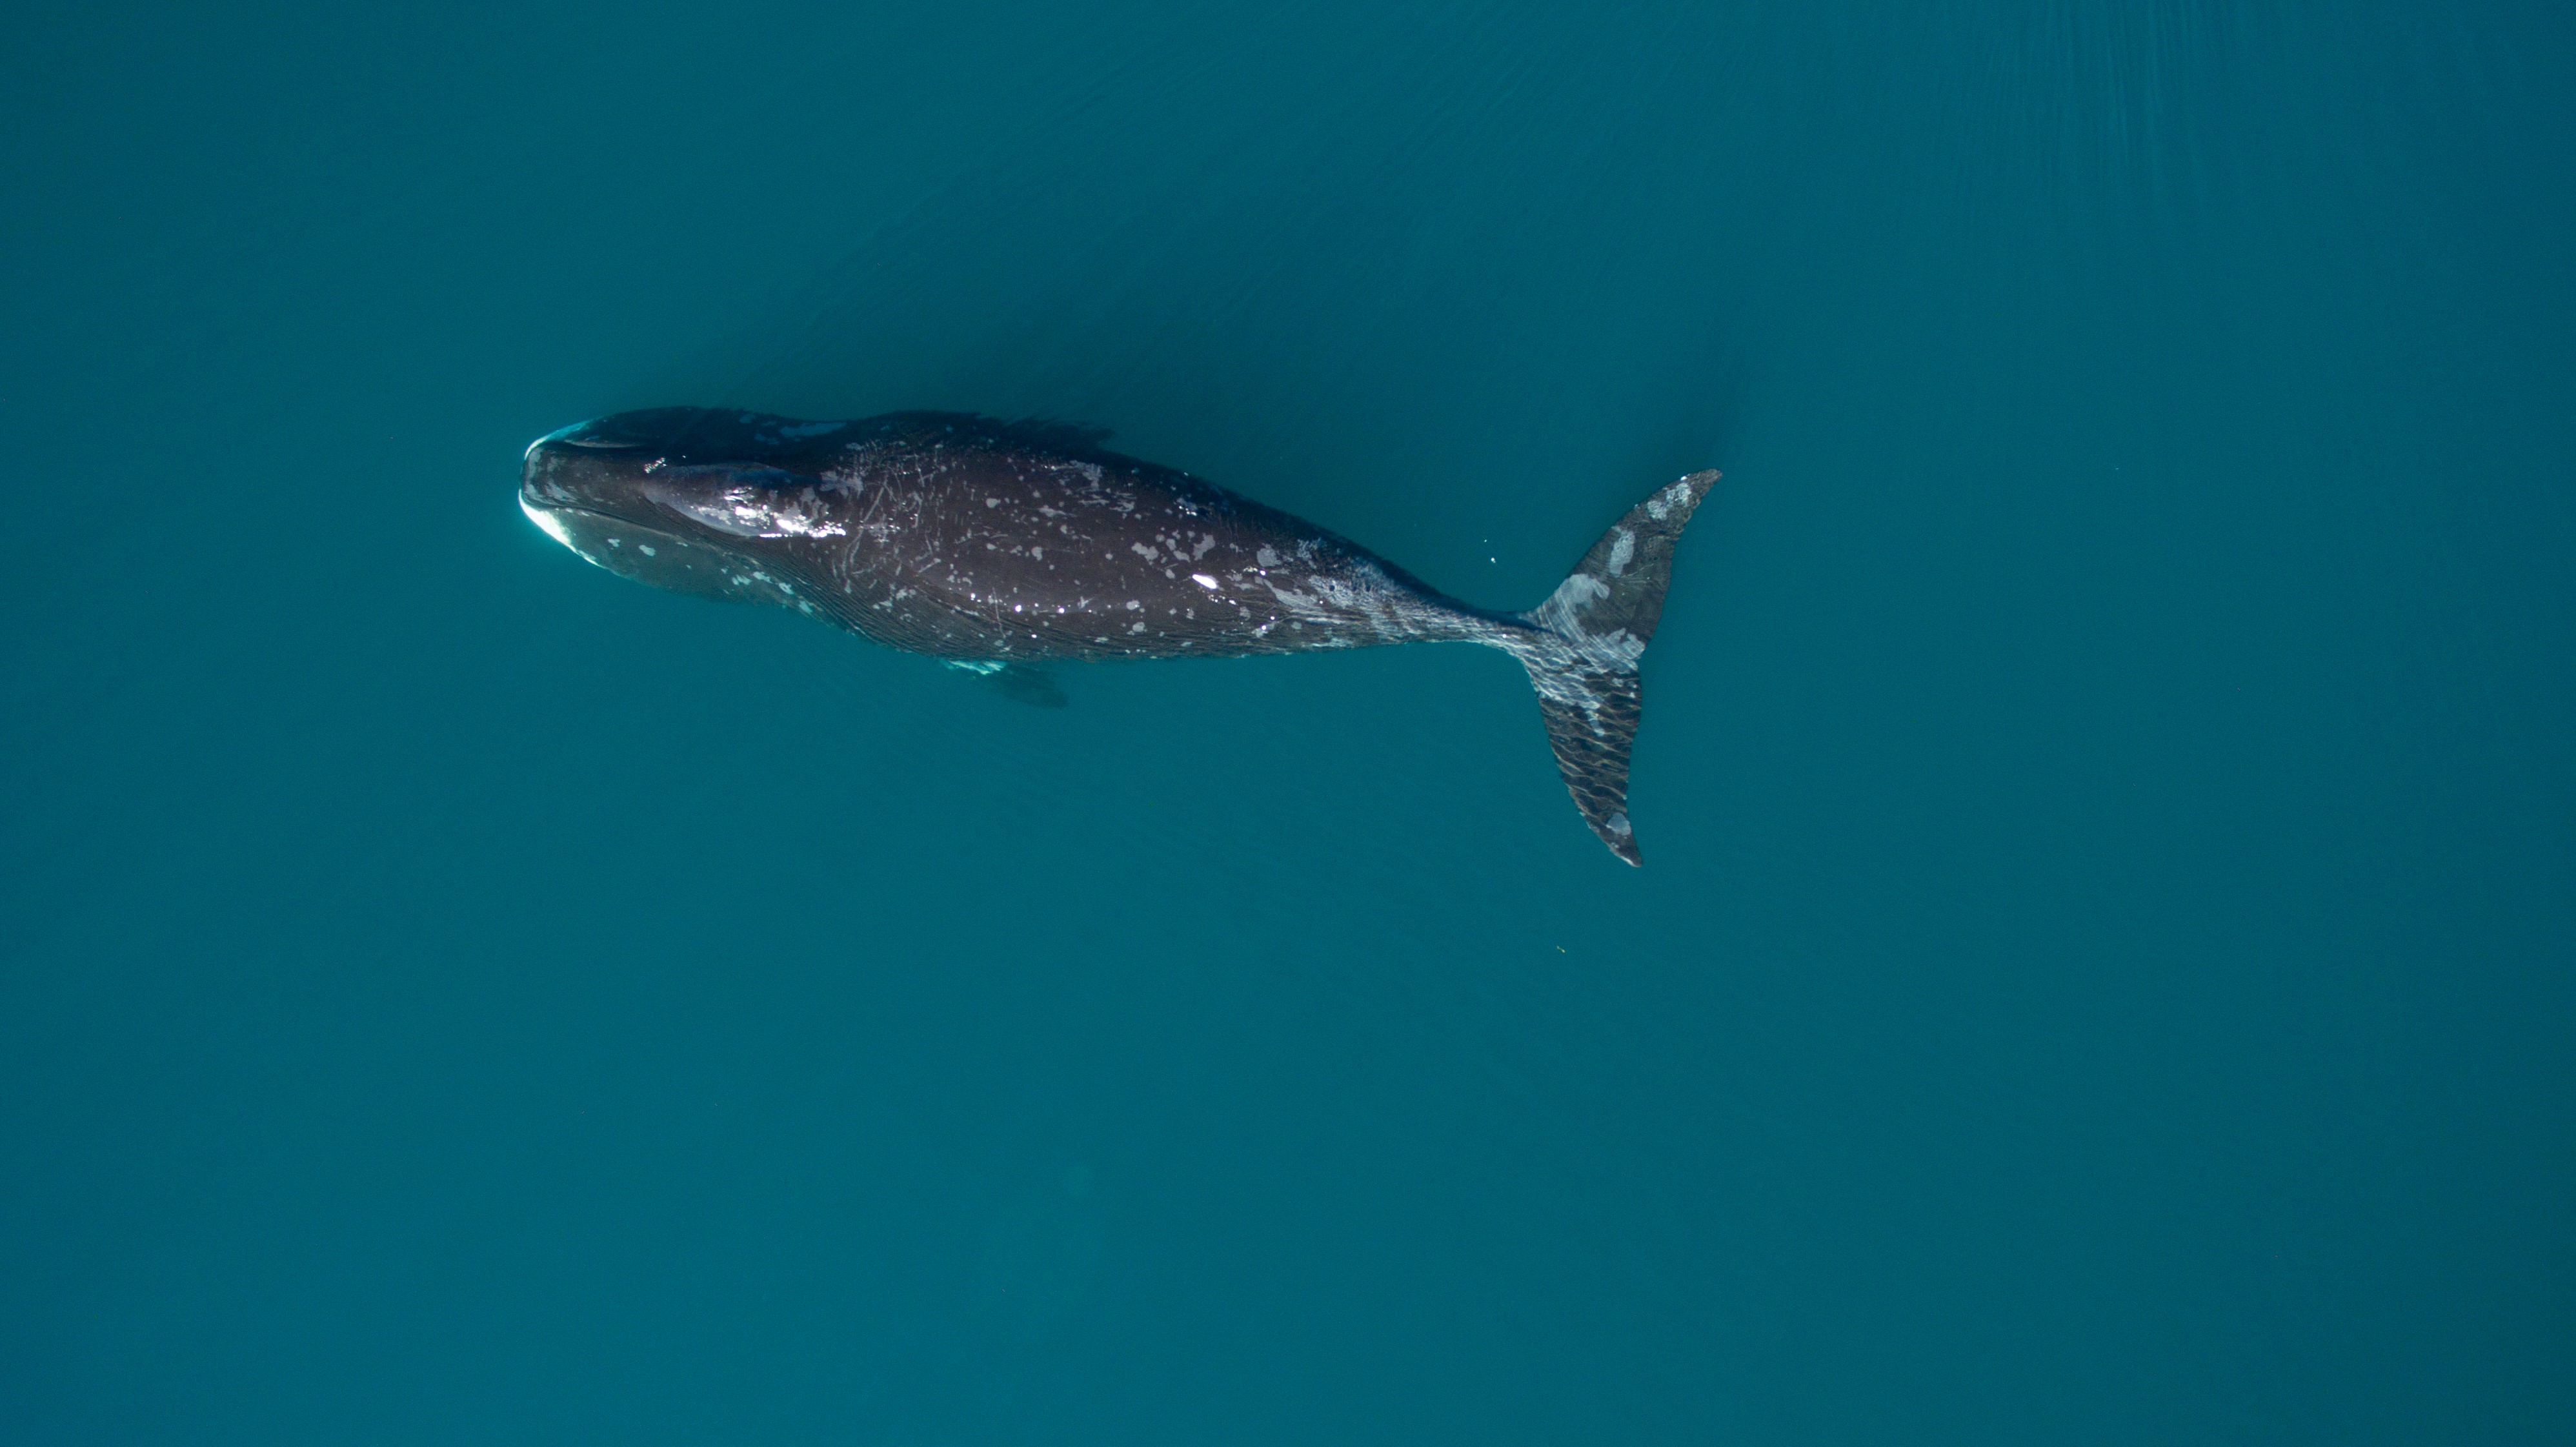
[6, 2, 2572, 1440]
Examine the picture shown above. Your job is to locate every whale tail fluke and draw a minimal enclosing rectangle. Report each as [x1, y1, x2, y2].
[1511, 469, 1720, 866]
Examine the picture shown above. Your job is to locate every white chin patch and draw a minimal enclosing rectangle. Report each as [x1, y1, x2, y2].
[521, 496, 580, 551]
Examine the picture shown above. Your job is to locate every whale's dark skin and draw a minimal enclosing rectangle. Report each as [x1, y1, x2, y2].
[521, 407, 1715, 864]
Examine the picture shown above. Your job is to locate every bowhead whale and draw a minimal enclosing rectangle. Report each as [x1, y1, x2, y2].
[519, 408, 1715, 864]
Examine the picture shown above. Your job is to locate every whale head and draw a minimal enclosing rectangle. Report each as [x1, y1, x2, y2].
[518, 408, 851, 610]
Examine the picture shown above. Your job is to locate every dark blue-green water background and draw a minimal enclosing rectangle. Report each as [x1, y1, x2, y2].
[6, 2, 2572, 1441]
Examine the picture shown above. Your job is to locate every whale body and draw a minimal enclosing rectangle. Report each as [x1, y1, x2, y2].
[519, 407, 1715, 864]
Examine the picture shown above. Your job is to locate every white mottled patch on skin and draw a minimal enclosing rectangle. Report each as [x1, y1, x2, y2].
[1558, 573, 1609, 605]
[638, 544, 656, 556]
[1191, 574, 1219, 589]
[654, 482, 847, 540]
[1607, 529, 1635, 575]
[1256, 546, 1280, 567]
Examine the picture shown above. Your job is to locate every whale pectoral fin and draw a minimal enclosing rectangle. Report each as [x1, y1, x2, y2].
[989, 663, 1069, 707]
[938, 658, 1069, 706]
